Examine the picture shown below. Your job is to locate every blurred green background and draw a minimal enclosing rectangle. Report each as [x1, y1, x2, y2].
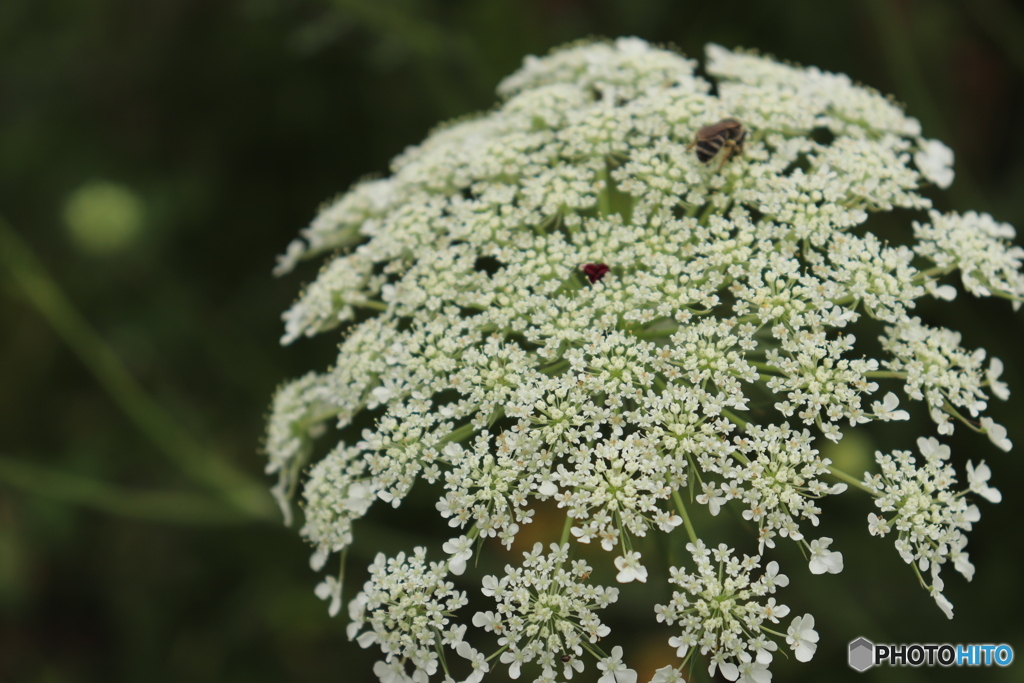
[2, 1, 1023, 681]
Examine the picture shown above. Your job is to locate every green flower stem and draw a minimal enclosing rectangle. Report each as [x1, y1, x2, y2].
[630, 311, 712, 340]
[910, 561, 930, 590]
[440, 422, 478, 445]
[697, 201, 717, 226]
[539, 359, 570, 376]
[579, 640, 610, 661]
[721, 408, 750, 430]
[484, 644, 510, 664]
[719, 410, 757, 467]
[597, 157, 634, 224]
[826, 464, 877, 495]
[749, 360, 785, 376]
[864, 370, 908, 379]
[0, 454, 251, 525]
[992, 289, 1024, 304]
[730, 450, 752, 466]
[0, 215, 274, 520]
[912, 265, 956, 282]
[631, 328, 676, 340]
[672, 489, 699, 546]
[942, 400, 983, 433]
[357, 300, 389, 312]
[559, 512, 573, 546]
[434, 632, 451, 678]
[597, 166, 613, 218]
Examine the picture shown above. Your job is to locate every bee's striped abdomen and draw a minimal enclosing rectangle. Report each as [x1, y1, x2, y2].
[690, 118, 747, 166]
[695, 138, 724, 163]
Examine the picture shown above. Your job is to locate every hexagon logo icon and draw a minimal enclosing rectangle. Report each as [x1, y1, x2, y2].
[849, 637, 875, 672]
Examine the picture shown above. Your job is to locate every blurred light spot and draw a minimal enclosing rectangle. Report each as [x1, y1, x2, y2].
[64, 181, 144, 255]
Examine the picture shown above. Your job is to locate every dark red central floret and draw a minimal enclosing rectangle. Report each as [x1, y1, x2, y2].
[582, 263, 610, 283]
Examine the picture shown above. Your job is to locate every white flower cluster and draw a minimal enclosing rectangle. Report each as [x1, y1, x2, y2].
[654, 541, 814, 682]
[266, 38, 1019, 682]
[864, 437, 1002, 619]
[914, 210, 1024, 304]
[348, 548, 484, 683]
[474, 543, 620, 682]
